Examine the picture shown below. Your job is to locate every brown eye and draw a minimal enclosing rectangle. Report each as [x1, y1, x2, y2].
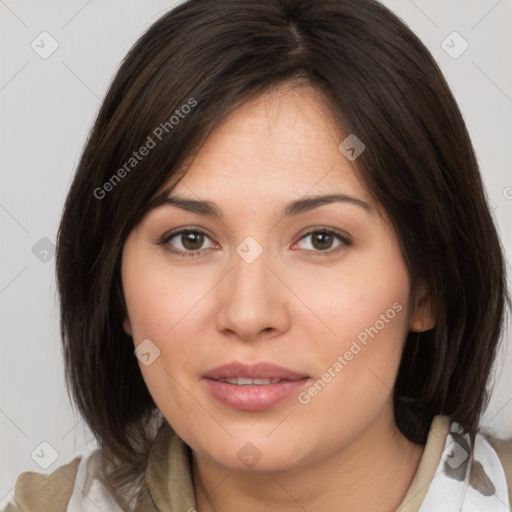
[311, 232, 334, 250]
[159, 229, 215, 257]
[180, 231, 205, 250]
[295, 229, 351, 254]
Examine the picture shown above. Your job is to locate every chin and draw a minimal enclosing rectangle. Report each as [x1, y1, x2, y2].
[191, 432, 317, 473]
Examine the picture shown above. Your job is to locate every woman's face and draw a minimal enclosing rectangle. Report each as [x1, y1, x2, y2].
[121, 85, 431, 471]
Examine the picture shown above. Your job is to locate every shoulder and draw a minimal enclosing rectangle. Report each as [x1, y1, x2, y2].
[1, 448, 103, 512]
[486, 434, 512, 505]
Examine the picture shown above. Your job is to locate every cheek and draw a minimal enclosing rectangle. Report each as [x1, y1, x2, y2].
[294, 247, 410, 349]
[122, 247, 209, 342]
[122, 252, 208, 416]
[122, 249, 219, 405]
[292, 244, 411, 405]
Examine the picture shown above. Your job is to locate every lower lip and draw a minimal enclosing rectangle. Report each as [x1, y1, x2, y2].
[203, 378, 310, 411]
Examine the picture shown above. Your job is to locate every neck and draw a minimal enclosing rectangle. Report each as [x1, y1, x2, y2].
[191, 406, 425, 512]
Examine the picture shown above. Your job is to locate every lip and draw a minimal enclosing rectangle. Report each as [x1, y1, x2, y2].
[203, 361, 309, 380]
[202, 362, 310, 411]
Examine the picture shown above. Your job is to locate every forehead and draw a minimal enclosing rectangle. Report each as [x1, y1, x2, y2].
[169, 85, 370, 204]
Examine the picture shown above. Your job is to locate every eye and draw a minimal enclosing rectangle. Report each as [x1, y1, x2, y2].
[293, 228, 351, 255]
[158, 229, 215, 257]
[157, 227, 351, 258]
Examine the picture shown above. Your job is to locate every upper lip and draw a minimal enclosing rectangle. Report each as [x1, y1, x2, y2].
[203, 362, 309, 381]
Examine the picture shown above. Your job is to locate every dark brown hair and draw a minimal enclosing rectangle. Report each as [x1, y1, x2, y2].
[56, 0, 509, 507]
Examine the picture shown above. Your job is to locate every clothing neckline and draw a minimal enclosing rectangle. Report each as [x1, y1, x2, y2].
[395, 415, 451, 511]
[136, 415, 451, 512]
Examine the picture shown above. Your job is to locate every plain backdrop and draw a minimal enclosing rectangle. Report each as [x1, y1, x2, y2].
[1, 0, 512, 505]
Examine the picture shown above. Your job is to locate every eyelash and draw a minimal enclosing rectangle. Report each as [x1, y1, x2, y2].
[156, 227, 352, 258]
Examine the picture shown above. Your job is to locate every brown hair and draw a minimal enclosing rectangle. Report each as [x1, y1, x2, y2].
[56, 0, 509, 508]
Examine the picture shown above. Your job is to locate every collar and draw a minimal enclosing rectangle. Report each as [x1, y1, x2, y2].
[134, 420, 196, 512]
[134, 415, 451, 512]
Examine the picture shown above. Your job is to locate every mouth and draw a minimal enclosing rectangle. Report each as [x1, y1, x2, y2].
[202, 362, 310, 411]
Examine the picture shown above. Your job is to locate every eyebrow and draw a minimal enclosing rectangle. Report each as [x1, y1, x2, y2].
[162, 193, 372, 218]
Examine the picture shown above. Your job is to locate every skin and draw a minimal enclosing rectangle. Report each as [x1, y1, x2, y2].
[121, 83, 436, 512]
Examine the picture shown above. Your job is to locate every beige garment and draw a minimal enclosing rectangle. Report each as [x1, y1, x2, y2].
[4, 415, 512, 511]
[3, 455, 81, 512]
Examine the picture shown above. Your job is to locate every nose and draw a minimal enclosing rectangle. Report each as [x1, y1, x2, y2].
[215, 240, 290, 342]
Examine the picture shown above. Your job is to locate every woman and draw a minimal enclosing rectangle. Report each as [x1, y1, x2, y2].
[4, 0, 511, 510]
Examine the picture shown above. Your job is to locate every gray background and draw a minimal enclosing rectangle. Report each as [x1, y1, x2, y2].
[1, 0, 511, 505]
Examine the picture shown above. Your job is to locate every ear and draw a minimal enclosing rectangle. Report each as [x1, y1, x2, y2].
[123, 318, 133, 336]
[409, 281, 436, 332]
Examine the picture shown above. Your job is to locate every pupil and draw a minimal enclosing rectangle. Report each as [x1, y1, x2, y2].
[313, 232, 332, 250]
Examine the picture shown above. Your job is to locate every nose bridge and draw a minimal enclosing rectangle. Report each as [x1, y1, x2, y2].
[230, 234, 272, 302]
[216, 233, 288, 339]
